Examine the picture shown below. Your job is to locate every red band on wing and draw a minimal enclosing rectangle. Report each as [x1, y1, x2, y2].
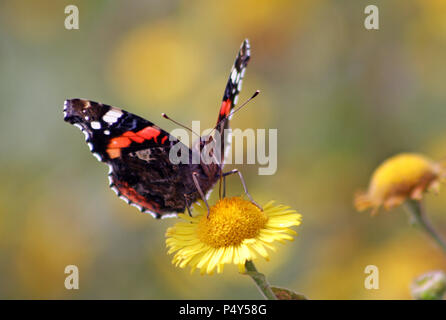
[117, 181, 160, 211]
[123, 131, 145, 143]
[219, 99, 232, 116]
[108, 136, 132, 149]
[106, 126, 162, 159]
[136, 126, 161, 143]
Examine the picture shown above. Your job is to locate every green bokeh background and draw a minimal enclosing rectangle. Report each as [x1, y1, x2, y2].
[1, 0, 446, 299]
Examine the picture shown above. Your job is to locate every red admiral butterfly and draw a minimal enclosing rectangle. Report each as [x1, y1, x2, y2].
[64, 39, 256, 219]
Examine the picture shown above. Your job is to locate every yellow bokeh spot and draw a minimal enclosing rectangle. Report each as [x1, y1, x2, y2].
[197, 197, 268, 248]
[109, 22, 203, 107]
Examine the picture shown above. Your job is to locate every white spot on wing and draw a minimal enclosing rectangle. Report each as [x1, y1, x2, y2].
[111, 186, 119, 195]
[92, 153, 102, 161]
[161, 212, 178, 219]
[81, 130, 89, 141]
[91, 121, 101, 130]
[231, 68, 237, 83]
[107, 109, 123, 118]
[147, 211, 158, 218]
[131, 203, 143, 211]
[119, 195, 130, 204]
[103, 109, 123, 124]
[236, 72, 241, 83]
[103, 115, 117, 124]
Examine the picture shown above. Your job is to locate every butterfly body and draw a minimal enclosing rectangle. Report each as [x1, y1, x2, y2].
[64, 40, 251, 218]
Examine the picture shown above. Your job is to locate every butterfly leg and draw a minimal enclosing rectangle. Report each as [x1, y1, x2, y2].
[222, 169, 263, 211]
[184, 194, 192, 217]
[222, 173, 227, 198]
[192, 172, 211, 217]
[218, 167, 226, 199]
[218, 170, 228, 199]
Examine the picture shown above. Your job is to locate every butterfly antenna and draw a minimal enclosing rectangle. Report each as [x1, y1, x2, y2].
[229, 90, 260, 119]
[211, 90, 260, 137]
[162, 113, 201, 138]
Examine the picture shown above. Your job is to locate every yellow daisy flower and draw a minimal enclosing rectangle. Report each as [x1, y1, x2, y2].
[355, 153, 446, 214]
[166, 197, 302, 275]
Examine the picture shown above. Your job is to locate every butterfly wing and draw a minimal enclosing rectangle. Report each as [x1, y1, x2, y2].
[64, 40, 252, 218]
[216, 39, 251, 128]
[215, 39, 251, 162]
[64, 98, 193, 218]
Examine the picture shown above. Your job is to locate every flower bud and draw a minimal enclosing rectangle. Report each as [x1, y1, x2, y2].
[411, 270, 446, 300]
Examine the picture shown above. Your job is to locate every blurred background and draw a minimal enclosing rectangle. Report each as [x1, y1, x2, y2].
[1, 0, 446, 299]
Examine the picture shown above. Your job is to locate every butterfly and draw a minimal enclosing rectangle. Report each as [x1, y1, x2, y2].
[64, 39, 255, 219]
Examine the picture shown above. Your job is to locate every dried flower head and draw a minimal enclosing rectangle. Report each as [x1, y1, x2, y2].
[355, 153, 445, 214]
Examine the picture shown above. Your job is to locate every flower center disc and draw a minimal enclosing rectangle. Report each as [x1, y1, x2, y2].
[197, 197, 268, 248]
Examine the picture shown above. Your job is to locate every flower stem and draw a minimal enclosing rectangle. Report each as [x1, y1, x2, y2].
[244, 260, 277, 300]
[404, 200, 446, 255]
